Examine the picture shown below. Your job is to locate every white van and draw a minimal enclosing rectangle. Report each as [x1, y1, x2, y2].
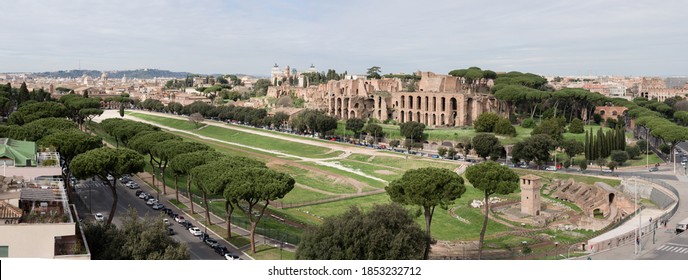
[676, 217, 688, 234]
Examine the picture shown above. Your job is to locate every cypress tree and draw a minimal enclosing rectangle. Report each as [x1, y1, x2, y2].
[584, 130, 589, 160]
[590, 131, 600, 160]
[619, 126, 626, 151]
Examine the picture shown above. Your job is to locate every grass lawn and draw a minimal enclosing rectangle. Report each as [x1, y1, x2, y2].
[362, 154, 460, 170]
[565, 152, 663, 168]
[335, 159, 402, 182]
[128, 112, 336, 158]
[276, 185, 335, 204]
[246, 244, 296, 260]
[512, 169, 621, 187]
[270, 164, 359, 194]
[297, 161, 387, 191]
[354, 121, 614, 146]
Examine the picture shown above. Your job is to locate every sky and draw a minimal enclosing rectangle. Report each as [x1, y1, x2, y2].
[2, 0, 687, 77]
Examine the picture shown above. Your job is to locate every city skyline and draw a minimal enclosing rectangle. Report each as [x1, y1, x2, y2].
[2, 0, 687, 77]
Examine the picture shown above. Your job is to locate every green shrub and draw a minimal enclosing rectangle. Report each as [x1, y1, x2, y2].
[521, 118, 536, 128]
[568, 118, 584, 134]
[494, 118, 517, 137]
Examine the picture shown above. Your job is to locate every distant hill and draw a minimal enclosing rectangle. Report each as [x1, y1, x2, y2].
[32, 69, 194, 79]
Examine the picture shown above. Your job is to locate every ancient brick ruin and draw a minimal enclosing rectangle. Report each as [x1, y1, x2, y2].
[267, 71, 502, 127]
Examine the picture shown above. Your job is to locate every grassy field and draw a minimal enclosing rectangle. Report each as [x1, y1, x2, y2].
[128, 112, 336, 158]
[340, 121, 614, 145]
[513, 169, 621, 187]
[247, 244, 296, 260]
[115, 111, 625, 245]
[270, 164, 359, 194]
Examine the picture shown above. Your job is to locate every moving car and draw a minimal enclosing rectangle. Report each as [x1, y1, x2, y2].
[676, 217, 688, 234]
[649, 166, 659, 172]
[94, 213, 105, 222]
[545, 166, 557, 171]
[166, 227, 175, 236]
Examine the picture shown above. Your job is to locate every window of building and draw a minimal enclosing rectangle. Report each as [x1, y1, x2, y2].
[0, 246, 8, 257]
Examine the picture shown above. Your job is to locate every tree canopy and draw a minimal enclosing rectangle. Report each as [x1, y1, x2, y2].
[296, 204, 425, 260]
[400, 121, 426, 141]
[224, 167, 294, 253]
[386, 167, 465, 259]
[464, 161, 519, 259]
[71, 147, 145, 225]
[84, 208, 188, 260]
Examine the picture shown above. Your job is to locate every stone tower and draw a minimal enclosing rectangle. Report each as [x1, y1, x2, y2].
[520, 174, 542, 216]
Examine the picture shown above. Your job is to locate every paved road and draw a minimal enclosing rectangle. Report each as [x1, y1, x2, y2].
[75, 176, 238, 260]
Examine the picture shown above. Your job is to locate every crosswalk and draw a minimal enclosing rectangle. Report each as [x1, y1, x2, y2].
[656, 244, 688, 254]
[77, 181, 107, 189]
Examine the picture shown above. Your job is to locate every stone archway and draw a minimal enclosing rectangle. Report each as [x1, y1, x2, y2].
[609, 193, 615, 204]
[401, 110, 405, 122]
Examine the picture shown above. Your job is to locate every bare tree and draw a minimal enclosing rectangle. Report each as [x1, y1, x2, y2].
[189, 112, 204, 128]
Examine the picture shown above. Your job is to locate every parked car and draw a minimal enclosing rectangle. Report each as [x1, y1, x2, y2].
[94, 213, 105, 222]
[649, 166, 659, 172]
[204, 238, 219, 248]
[224, 253, 240, 260]
[126, 182, 139, 189]
[214, 246, 229, 256]
[135, 190, 144, 197]
[174, 216, 185, 223]
[181, 221, 194, 229]
[545, 166, 557, 171]
[152, 203, 165, 210]
[189, 227, 202, 236]
[146, 199, 158, 206]
[198, 232, 209, 241]
[138, 192, 148, 199]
